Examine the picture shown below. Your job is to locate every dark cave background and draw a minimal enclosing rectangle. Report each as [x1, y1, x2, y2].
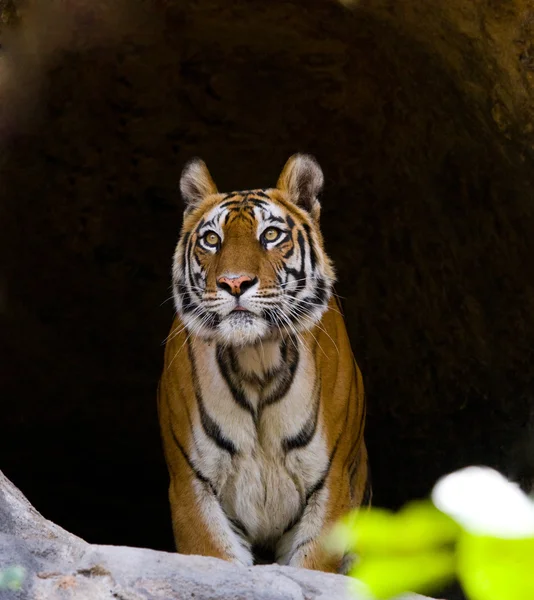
[1, 0, 534, 561]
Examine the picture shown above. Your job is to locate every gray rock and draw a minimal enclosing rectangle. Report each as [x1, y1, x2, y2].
[0, 470, 435, 599]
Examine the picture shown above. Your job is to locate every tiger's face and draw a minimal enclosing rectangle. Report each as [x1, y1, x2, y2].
[172, 154, 335, 346]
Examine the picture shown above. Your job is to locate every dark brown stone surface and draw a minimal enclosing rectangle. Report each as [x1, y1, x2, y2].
[0, 0, 533, 554]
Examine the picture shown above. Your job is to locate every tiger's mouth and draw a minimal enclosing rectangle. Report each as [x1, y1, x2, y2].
[216, 306, 270, 345]
[227, 308, 256, 320]
[231, 306, 250, 313]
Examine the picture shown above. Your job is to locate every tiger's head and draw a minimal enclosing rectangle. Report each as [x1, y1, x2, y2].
[172, 154, 335, 346]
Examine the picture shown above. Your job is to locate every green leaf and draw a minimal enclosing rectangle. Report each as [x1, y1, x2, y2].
[350, 550, 456, 599]
[457, 533, 534, 600]
[330, 500, 460, 556]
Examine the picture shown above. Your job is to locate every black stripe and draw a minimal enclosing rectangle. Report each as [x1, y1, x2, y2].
[305, 432, 342, 503]
[281, 337, 289, 362]
[305, 472, 327, 504]
[282, 238, 295, 259]
[252, 190, 270, 199]
[296, 229, 306, 290]
[262, 339, 299, 406]
[285, 267, 304, 288]
[348, 451, 359, 482]
[285, 229, 307, 294]
[180, 232, 190, 273]
[186, 232, 200, 299]
[312, 278, 328, 305]
[216, 345, 257, 419]
[196, 386, 238, 456]
[302, 223, 317, 272]
[199, 216, 217, 231]
[362, 476, 372, 507]
[248, 198, 269, 208]
[266, 215, 285, 224]
[182, 234, 196, 312]
[176, 281, 195, 313]
[220, 200, 243, 210]
[293, 537, 314, 553]
[282, 390, 320, 453]
[194, 218, 205, 233]
[222, 191, 240, 200]
[228, 517, 249, 539]
[277, 233, 291, 246]
[188, 341, 238, 456]
[169, 424, 217, 495]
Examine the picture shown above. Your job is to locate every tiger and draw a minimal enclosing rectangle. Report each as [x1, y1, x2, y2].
[157, 154, 370, 573]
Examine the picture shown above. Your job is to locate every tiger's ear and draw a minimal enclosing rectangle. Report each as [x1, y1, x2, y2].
[276, 154, 323, 220]
[180, 158, 218, 209]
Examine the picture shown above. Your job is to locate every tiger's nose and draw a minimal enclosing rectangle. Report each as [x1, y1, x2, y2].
[216, 275, 257, 297]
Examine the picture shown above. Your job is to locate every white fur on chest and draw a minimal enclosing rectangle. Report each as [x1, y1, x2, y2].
[189, 338, 329, 544]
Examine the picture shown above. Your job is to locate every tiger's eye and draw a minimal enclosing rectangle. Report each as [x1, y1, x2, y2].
[203, 231, 220, 247]
[263, 227, 281, 242]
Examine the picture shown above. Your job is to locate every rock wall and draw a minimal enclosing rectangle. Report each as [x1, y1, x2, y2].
[0, 0, 533, 552]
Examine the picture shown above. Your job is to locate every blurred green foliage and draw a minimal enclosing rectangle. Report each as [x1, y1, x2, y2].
[330, 494, 534, 600]
[0, 566, 25, 591]
[457, 534, 534, 600]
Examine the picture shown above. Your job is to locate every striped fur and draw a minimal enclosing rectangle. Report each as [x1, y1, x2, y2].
[158, 154, 370, 573]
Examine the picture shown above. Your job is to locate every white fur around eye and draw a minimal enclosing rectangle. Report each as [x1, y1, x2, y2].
[260, 226, 285, 247]
[198, 230, 221, 252]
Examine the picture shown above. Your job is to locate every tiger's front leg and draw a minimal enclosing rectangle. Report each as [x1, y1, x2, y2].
[277, 444, 370, 573]
[275, 484, 346, 573]
[168, 470, 253, 566]
[160, 381, 253, 566]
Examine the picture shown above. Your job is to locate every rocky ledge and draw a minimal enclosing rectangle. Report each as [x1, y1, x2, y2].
[0, 469, 434, 599]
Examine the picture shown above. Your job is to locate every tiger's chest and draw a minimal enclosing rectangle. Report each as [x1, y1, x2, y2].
[189, 338, 329, 544]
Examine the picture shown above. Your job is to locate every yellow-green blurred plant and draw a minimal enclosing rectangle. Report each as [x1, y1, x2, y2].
[0, 566, 25, 591]
[328, 467, 534, 600]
